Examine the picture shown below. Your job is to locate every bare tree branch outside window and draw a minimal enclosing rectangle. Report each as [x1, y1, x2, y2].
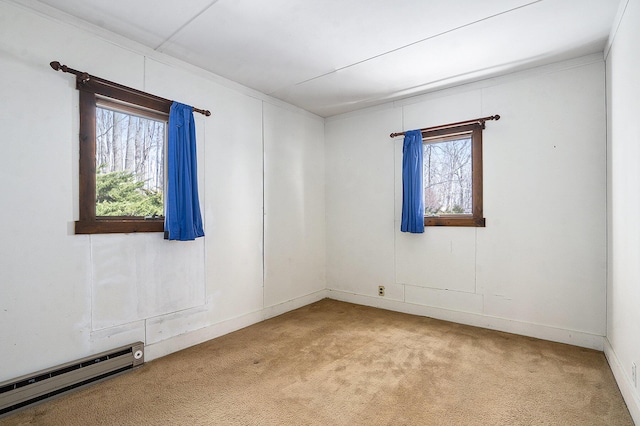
[423, 137, 472, 215]
[95, 106, 165, 217]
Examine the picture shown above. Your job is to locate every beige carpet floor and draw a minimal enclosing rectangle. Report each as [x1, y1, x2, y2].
[1, 299, 633, 425]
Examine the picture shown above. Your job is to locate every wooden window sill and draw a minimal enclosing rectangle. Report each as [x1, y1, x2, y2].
[424, 216, 486, 227]
[75, 219, 164, 234]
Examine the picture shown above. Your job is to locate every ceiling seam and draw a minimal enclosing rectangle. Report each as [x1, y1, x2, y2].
[604, 0, 629, 60]
[153, 0, 221, 51]
[269, 0, 544, 94]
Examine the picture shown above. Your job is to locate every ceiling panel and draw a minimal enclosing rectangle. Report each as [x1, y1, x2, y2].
[29, 0, 621, 117]
[37, 0, 216, 48]
[270, 0, 618, 116]
[159, 0, 537, 94]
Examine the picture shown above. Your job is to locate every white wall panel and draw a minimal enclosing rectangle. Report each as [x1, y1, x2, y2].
[606, 0, 640, 420]
[89, 321, 145, 355]
[91, 234, 206, 330]
[263, 102, 326, 307]
[203, 90, 264, 321]
[405, 286, 483, 315]
[478, 63, 606, 334]
[325, 106, 400, 298]
[145, 305, 210, 345]
[395, 228, 476, 293]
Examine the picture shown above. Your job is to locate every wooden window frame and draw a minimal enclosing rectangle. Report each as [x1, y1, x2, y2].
[75, 78, 171, 234]
[422, 123, 485, 227]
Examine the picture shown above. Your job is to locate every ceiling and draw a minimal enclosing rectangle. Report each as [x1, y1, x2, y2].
[30, 0, 620, 117]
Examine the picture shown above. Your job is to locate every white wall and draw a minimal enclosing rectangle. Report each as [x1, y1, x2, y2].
[326, 56, 607, 350]
[264, 103, 326, 308]
[0, 0, 325, 382]
[605, 0, 640, 422]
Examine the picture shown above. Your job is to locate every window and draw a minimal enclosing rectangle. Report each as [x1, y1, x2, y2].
[422, 123, 485, 227]
[75, 78, 171, 234]
[95, 101, 166, 217]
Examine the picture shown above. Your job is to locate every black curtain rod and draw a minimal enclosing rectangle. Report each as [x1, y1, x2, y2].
[50, 61, 211, 117]
[390, 114, 500, 138]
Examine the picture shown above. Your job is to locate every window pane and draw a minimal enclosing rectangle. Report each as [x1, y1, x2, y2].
[95, 106, 165, 217]
[423, 137, 472, 215]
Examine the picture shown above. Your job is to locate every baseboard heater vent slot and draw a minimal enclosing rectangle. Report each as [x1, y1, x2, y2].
[0, 342, 144, 418]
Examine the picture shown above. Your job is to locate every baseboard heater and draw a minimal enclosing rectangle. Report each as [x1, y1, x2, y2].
[0, 342, 144, 418]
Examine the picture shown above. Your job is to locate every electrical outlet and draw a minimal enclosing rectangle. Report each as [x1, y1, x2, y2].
[632, 362, 637, 388]
[378, 286, 385, 297]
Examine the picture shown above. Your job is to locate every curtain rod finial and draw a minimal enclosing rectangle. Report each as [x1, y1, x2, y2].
[50, 61, 70, 74]
[204, 110, 211, 117]
[494, 114, 500, 121]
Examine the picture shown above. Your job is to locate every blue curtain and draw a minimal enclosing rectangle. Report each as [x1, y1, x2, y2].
[164, 102, 205, 241]
[401, 130, 424, 233]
